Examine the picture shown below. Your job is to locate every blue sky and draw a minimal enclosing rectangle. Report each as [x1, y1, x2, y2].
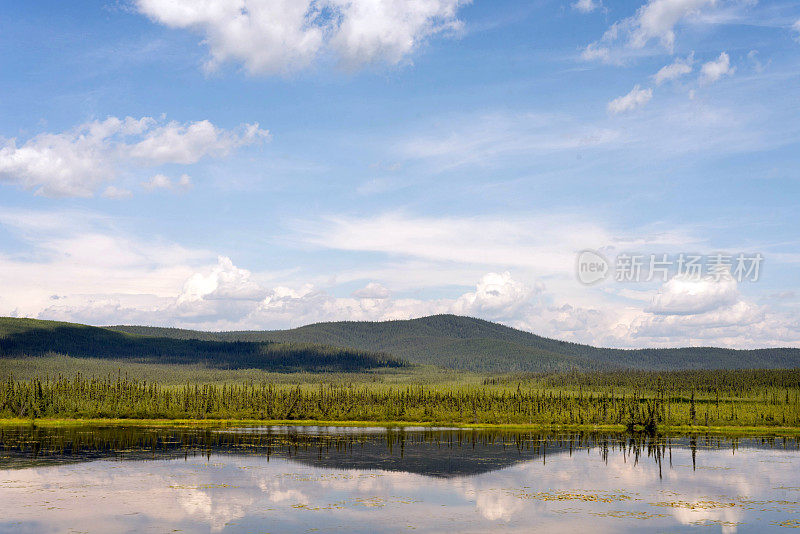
[0, 0, 798, 347]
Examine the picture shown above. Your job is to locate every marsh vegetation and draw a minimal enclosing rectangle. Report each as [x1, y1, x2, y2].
[2, 361, 798, 430]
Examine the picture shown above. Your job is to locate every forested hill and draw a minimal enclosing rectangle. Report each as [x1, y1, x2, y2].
[0, 317, 404, 372]
[109, 314, 800, 373]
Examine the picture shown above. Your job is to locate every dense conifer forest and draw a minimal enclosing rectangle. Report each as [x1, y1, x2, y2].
[109, 314, 800, 373]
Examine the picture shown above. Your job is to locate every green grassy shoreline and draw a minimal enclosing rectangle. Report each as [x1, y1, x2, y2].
[2, 417, 800, 436]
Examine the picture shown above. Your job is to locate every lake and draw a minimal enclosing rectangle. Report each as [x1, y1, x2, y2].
[1, 425, 799, 533]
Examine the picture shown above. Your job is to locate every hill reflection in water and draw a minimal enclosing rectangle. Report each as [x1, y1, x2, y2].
[1, 425, 797, 476]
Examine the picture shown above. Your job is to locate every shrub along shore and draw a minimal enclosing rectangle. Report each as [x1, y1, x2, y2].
[1, 419, 800, 437]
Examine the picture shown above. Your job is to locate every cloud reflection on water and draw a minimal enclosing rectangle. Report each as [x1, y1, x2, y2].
[0, 430, 799, 533]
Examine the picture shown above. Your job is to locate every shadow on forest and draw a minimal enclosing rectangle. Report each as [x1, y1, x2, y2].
[0, 325, 403, 372]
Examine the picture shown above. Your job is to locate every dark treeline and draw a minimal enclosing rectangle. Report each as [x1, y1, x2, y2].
[0, 319, 404, 372]
[487, 369, 800, 392]
[2, 370, 799, 429]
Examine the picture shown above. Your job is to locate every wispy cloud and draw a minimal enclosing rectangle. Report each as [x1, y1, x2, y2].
[395, 111, 620, 171]
[572, 0, 602, 14]
[583, 0, 715, 60]
[293, 211, 706, 277]
[652, 53, 694, 85]
[142, 173, 193, 192]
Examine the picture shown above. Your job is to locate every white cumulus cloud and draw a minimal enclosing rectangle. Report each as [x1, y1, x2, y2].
[623, 272, 800, 346]
[628, 0, 715, 51]
[453, 271, 540, 318]
[607, 85, 653, 114]
[178, 256, 265, 305]
[351, 282, 392, 299]
[700, 51, 735, 84]
[129, 121, 269, 165]
[0, 117, 268, 197]
[136, 0, 468, 75]
[647, 274, 739, 315]
[632, 300, 767, 342]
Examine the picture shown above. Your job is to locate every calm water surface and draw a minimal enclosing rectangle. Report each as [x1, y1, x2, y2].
[1, 426, 799, 533]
